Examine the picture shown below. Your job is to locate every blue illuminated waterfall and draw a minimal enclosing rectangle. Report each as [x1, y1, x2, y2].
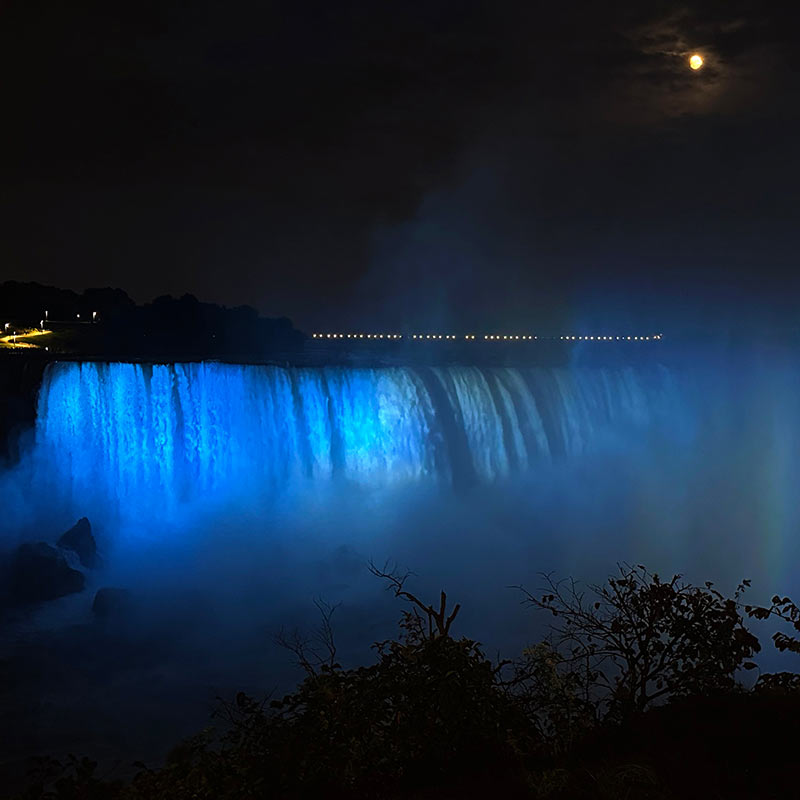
[34, 362, 679, 517]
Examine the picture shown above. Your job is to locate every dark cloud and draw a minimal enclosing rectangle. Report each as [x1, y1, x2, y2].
[0, 1, 797, 330]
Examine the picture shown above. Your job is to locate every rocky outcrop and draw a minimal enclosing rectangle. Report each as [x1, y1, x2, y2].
[92, 587, 132, 619]
[2, 542, 85, 606]
[57, 517, 100, 569]
[0, 356, 48, 468]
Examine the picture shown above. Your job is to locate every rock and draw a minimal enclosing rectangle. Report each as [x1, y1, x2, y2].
[5, 542, 85, 605]
[92, 587, 132, 619]
[57, 517, 100, 569]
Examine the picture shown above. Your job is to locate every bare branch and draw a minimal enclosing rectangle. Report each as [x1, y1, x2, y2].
[369, 558, 460, 638]
[274, 596, 341, 676]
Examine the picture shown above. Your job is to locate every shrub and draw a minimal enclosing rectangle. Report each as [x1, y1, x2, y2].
[513, 565, 760, 721]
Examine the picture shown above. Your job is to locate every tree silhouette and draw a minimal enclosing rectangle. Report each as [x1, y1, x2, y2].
[513, 564, 760, 719]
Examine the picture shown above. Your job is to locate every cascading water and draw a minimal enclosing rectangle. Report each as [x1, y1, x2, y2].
[17, 355, 800, 781]
[34, 361, 680, 522]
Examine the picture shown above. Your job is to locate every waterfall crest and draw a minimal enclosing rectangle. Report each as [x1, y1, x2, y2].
[35, 362, 677, 514]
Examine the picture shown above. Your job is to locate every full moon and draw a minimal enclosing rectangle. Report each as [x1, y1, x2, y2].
[689, 54, 704, 70]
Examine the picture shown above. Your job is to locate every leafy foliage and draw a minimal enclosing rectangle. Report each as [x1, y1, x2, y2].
[502, 640, 598, 754]
[16, 755, 122, 800]
[17, 562, 800, 800]
[746, 594, 800, 654]
[753, 670, 800, 694]
[513, 565, 760, 719]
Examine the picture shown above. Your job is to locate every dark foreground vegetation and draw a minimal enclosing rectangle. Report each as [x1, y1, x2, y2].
[10, 562, 800, 800]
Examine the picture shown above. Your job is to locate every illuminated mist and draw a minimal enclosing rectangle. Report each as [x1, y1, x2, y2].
[2, 353, 800, 770]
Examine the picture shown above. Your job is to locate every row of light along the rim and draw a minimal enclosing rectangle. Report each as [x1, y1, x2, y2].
[310, 333, 663, 341]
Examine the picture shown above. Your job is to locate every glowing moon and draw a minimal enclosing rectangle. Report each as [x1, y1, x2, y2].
[689, 54, 704, 70]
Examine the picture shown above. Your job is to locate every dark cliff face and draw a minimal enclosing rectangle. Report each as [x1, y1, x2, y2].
[0, 356, 47, 466]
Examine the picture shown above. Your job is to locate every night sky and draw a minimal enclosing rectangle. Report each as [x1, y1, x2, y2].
[1, 1, 798, 333]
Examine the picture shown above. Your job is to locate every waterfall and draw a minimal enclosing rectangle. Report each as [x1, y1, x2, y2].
[34, 361, 678, 517]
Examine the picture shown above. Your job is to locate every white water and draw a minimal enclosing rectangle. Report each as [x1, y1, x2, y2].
[33, 361, 680, 521]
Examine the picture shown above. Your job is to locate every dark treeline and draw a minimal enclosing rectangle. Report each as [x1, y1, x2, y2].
[0, 281, 304, 358]
[11, 562, 800, 800]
